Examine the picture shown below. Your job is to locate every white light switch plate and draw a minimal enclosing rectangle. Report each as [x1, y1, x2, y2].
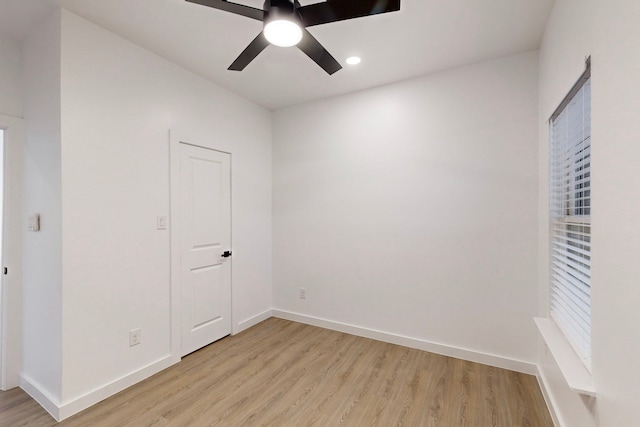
[27, 213, 40, 232]
[157, 215, 168, 230]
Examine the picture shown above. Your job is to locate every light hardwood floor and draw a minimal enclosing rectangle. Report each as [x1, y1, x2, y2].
[0, 318, 553, 426]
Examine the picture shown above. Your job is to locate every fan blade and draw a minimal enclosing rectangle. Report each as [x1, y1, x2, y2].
[186, 0, 264, 21]
[299, 0, 400, 27]
[228, 32, 270, 71]
[297, 29, 342, 75]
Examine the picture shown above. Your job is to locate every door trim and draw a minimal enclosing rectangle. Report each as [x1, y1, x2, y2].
[169, 130, 233, 360]
[0, 114, 23, 390]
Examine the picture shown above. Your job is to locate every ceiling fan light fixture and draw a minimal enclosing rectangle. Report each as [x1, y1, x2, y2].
[189, 0, 401, 74]
[264, 19, 302, 47]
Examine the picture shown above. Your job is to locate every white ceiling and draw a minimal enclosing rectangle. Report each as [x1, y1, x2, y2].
[2, 0, 554, 110]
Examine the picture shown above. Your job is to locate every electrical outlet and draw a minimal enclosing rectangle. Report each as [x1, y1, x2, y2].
[129, 329, 141, 347]
[299, 288, 306, 300]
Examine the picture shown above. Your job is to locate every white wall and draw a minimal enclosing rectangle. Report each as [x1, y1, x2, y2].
[273, 52, 540, 367]
[0, 36, 23, 118]
[57, 10, 272, 410]
[21, 9, 63, 409]
[538, 1, 640, 426]
[15, 9, 273, 419]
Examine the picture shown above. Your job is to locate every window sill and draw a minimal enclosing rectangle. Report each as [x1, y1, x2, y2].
[534, 317, 596, 396]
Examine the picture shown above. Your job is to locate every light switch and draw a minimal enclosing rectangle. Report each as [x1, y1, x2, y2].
[157, 215, 168, 230]
[28, 213, 40, 232]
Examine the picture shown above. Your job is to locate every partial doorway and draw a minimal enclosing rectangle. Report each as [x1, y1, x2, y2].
[0, 130, 4, 365]
[177, 142, 232, 356]
[0, 118, 23, 390]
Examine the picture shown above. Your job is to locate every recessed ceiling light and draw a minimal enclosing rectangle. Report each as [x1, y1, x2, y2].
[346, 56, 361, 65]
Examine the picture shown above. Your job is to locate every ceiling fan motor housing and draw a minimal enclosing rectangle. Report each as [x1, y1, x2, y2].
[264, 0, 302, 23]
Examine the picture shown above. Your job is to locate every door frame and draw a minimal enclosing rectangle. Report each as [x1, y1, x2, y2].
[0, 114, 23, 390]
[169, 130, 234, 360]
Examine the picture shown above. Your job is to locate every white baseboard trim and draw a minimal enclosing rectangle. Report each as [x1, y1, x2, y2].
[23, 355, 177, 421]
[58, 355, 177, 421]
[20, 375, 61, 421]
[536, 367, 563, 427]
[235, 309, 273, 334]
[272, 309, 537, 376]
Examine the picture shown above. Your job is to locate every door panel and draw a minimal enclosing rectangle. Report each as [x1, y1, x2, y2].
[191, 265, 223, 329]
[180, 143, 231, 356]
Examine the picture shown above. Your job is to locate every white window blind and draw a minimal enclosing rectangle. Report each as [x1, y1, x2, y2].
[549, 63, 591, 369]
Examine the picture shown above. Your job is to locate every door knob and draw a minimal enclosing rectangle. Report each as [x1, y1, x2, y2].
[221, 251, 232, 258]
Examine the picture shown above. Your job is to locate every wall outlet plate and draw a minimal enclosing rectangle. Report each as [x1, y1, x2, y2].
[129, 329, 141, 347]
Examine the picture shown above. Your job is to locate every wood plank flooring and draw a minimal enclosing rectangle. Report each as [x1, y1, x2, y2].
[0, 318, 553, 426]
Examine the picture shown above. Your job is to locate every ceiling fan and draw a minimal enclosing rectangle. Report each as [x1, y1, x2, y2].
[186, 0, 401, 75]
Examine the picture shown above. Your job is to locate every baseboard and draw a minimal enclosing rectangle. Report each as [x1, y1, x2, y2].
[536, 366, 563, 427]
[60, 355, 177, 420]
[23, 355, 177, 421]
[20, 309, 273, 421]
[235, 309, 273, 334]
[20, 375, 62, 421]
[272, 309, 537, 376]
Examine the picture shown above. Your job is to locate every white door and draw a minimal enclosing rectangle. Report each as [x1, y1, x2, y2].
[180, 143, 232, 356]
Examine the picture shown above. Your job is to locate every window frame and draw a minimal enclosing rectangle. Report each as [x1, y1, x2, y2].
[548, 57, 592, 371]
